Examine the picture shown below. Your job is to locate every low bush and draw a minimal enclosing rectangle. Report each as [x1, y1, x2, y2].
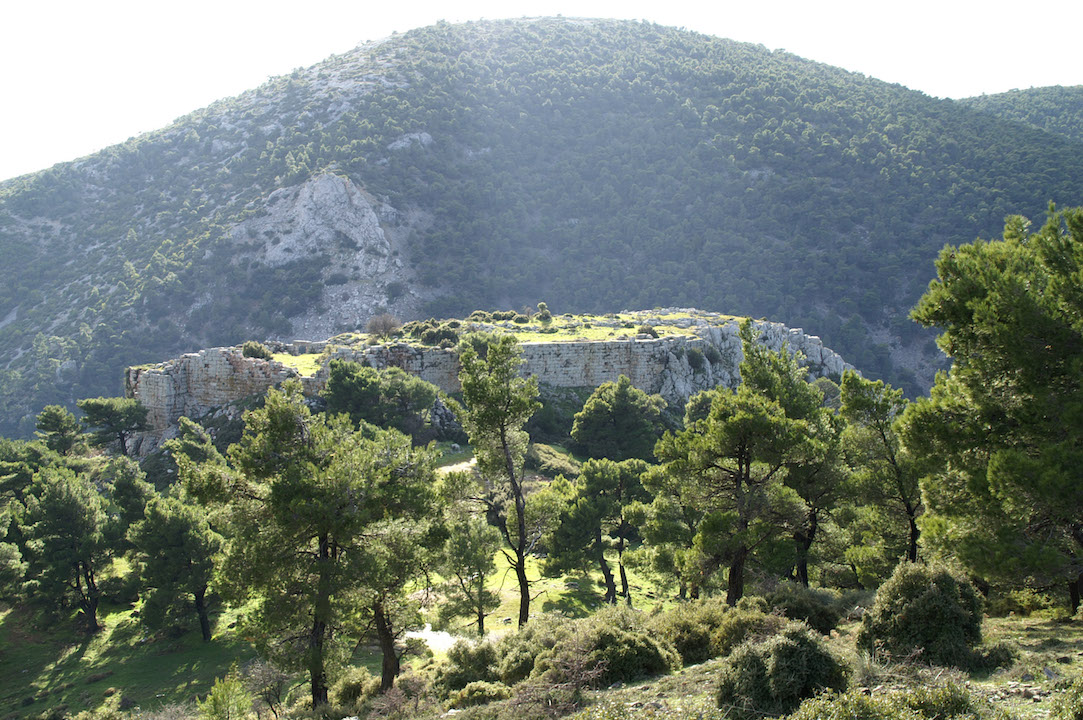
[767, 582, 843, 634]
[857, 561, 983, 667]
[986, 587, 1057, 617]
[648, 597, 731, 664]
[637, 324, 658, 338]
[435, 639, 500, 693]
[710, 596, 786, 657]
[331, 666, 381, 709]
[687, 347, 706, 371]
[241, 340, 273, 360]
[493, 608, 679, 688]
[790, 684, 1010, 720]
[420, 325, 459, 346]
[716, 621, 847, 719]
[449, 680, 512, 708]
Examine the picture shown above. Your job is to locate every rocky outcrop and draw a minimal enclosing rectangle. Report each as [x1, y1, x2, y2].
[126, 312, 852, 452]
[325, 316, 849, 402]
[228, 173, 425, 341]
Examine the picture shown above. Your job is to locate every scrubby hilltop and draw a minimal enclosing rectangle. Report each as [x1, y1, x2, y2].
[2, 17, 1083, 435]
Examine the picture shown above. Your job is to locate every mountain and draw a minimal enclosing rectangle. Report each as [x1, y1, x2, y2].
[2, 17, 1083, 436]
[960, 85, 1083, 144]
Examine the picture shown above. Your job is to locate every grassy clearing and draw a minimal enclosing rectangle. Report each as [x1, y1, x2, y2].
[270, 352, 325, 376]
[0, 603, 256, 719]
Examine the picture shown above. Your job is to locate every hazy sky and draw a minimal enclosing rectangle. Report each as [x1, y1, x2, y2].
[2, 0, 1080, 182]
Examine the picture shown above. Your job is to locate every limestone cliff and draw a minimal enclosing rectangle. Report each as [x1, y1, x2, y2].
[126, 310, 852, 453]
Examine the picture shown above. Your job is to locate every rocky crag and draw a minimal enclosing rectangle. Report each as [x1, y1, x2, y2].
[127, 310, 852, 453]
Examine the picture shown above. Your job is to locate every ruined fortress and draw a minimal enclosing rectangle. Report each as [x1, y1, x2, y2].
[126, 311, 853, 451]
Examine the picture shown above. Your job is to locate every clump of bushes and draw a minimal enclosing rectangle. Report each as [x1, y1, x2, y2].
[434, 608, 680, 699]
[648, 597, 731, 665]
[449, 681, 511, 708]
[767, 582, 844, 634]
[331, 666, 381, 710]
[789, 683, 1008, 720]
[241, 340, 273, 360]
[686, 347, 706, 371]
[711, 596, 786, 657]
[636, 324, 658, 337]
[857, 561, 983, 667]
[401, 318, 460, 347]
[434, 640, 500, 693]
[715, 621, 847, 719]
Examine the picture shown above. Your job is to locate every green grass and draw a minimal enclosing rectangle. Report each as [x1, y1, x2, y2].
[270, 352, 325, 376]
[0, 603, 257, 718]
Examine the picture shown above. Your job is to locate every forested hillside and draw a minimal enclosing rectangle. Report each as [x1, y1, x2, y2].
[960, 85, 1083, 144]
[2, 17, 1083, 435]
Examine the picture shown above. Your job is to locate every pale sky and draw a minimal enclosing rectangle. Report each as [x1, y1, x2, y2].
[2, 0, 1081, 182]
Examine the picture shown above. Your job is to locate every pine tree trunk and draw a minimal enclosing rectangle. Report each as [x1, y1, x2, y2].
[907, 511, 920, 562]
[726, 547, 747, 606]
[195, 586, 212, 642]
[374, 600, 400, 692]
[794, 511, 818, 588]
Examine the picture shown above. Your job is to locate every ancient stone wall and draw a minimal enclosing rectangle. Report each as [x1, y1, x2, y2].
[126, 316, 852, 453]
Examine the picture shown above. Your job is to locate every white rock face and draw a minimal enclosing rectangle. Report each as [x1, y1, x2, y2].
[229, 173, 423, 340]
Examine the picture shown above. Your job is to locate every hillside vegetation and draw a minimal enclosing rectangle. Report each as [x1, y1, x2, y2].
[2, 18, 1083, 435]
[961, 85, 1083, 144]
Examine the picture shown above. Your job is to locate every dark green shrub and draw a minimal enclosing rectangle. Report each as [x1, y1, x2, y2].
[449, 681, 512, 708]
[512, 314, 529, 324]
[586, 625, 681, 684]
[716, 622, 847, 719]
[331, 666, 380, 709]
[467, 310, 493, 322]
[420, 325, 459, 346]
[637, 324, 658, 338]
[241, 340, 273, 360]
[857, 562, 983, 667]
[704, 344, 723, 365]
[711, 596, 786, 657]
[687, 347, 706, 371]
[767, 582, 843, 634]
[494, 608, 679, 688]
[648, 597, 731, 664]
[491, 310, 518, 321]
[435, 639, 500, 693]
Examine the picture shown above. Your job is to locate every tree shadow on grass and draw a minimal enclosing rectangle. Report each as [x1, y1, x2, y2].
[539, 574, 606, 617]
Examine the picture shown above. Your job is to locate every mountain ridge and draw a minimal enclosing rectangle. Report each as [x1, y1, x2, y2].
[2, 17, 1082, 436]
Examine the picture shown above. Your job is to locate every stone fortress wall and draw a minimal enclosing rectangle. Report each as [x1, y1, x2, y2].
[126, 310, 852, 450]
